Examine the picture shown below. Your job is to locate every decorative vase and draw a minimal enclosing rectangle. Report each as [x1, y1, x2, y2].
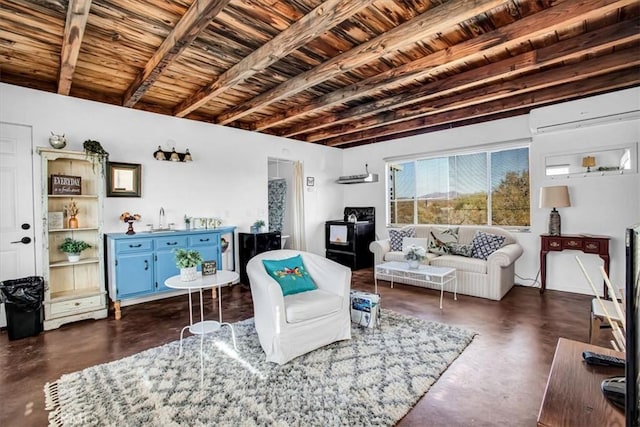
[126, 220, 136, 235]
[68, 215, 78, 229]
[66, 253, 80, 262]
[407, 259, 420, 269]
[180, 266, 198, 282]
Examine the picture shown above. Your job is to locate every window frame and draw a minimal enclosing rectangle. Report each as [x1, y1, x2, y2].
[386, 143, 531, 229]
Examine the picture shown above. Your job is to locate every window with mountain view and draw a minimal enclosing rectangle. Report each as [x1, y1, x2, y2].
[388, 146, 530, 227]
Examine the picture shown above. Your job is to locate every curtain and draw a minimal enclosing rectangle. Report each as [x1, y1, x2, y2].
[268, 178, 287, 232]
[291, 161, 306, 251]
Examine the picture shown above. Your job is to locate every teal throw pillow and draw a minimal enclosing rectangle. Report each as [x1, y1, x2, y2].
[262, 255, 317, 296]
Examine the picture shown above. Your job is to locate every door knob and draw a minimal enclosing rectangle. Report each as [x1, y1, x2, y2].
[21, 223, 31, 230]
[11, 237, 32, 244]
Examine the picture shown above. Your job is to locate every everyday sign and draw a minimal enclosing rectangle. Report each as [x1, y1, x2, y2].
[50, 174, 81, 195]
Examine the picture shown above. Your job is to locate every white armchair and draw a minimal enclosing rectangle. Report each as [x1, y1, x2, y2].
[246, 249, 352, 364]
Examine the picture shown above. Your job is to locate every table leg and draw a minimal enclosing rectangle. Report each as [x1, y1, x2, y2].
[212, 287, 217, 299]
[454, 274, 457, 301]
[439, 280, 444, 310]
[218, 285, 223, 323]
[374, 272, 378, 294]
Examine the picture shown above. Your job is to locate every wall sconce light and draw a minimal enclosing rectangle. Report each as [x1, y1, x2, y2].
[153, 146, 192, 162]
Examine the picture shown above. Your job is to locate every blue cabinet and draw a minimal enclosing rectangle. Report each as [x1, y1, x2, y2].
[106, 227, 235, 319]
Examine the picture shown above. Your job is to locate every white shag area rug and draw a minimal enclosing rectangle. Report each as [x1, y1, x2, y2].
[44, 309, 475, 426]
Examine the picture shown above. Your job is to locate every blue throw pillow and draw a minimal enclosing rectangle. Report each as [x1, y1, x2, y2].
[262, 255, 317, 296]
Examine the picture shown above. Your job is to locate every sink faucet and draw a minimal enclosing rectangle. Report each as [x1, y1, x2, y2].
[159, 207, 165, 229]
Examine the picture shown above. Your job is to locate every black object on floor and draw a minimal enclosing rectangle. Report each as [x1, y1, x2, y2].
[0, 276, 44, 340]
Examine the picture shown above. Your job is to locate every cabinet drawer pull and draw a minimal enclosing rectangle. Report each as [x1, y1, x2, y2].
[166, 241, 178, 246]
[129, 243, 142, 248]
[144, 260, 149, 270]
[199, 238, 210, 242]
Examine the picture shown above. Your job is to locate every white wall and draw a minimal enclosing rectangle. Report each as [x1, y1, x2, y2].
[2, 81, 638, 297]
[343, 87, 640, 296]
[0, 83, 345, 275]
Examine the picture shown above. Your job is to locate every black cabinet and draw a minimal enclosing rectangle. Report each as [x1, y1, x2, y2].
[325, 221, 375, 270]
[238, 232, 281, 285]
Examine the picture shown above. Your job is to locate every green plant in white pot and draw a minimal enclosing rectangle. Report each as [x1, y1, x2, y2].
[174, 248, 203, 281]
[251, 219, 265, 233]
[59, 238, 91, 262]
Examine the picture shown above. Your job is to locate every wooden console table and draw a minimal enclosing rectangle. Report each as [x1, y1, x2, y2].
[537, 338, 625, 426]
[540, 234, 610, 298]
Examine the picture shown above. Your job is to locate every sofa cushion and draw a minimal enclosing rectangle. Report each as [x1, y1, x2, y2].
[448, 242, 473, 257]
[262, 255, 317, 296]
[402, 237, 429, 252]
[389, 228, 415, 251]
[284, 289, 342, 323]
[431, 254, 487, 274]
[384, 251, 439, 264]
[428, 227, 459, 254]
[470, 231, 506, 260]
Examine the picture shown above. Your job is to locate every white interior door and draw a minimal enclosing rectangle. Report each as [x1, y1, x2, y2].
[0, 122, 36, 327]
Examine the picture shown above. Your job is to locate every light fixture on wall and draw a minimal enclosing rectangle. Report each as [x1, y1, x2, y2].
[581, 156, 596, 172]
[540, 185, 571, 236]
[153, 146, 192, 162]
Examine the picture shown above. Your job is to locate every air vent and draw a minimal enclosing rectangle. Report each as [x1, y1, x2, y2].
[336, 164, 379, 184]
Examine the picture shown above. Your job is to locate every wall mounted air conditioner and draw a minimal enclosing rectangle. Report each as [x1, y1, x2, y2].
[529, 88, 640, 134]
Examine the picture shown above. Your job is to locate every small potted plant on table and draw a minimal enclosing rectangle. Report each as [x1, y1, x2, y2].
[59, 238, 91, 262]
[174, 248, 203, 281]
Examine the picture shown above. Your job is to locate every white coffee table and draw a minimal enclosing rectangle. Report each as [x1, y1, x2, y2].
[374, 261, 457, 309]
[165, 270, 240, 357]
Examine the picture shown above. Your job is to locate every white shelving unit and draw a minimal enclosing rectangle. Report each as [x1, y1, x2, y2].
[37, 148, 108, 330]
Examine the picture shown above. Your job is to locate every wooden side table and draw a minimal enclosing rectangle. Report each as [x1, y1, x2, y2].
[537, 338, 624, 426]
[540, 234, 611, 298]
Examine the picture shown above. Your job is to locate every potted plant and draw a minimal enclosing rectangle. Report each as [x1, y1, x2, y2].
[59, 238, 91, 262]
[404, 244, 427, 269]
[174, 248, 203, 281]
[251, 219, 265, 233]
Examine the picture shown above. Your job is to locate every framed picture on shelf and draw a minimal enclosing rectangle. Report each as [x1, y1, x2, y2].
[48, 212, 64, 230]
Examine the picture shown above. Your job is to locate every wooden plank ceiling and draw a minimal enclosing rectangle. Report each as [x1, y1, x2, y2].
[1, 0, 638, 148]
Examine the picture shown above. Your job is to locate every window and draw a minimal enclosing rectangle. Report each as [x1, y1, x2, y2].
[388, 146, 530, 227]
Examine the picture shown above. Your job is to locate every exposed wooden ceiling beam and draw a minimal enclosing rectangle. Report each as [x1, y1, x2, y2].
[57, 0, 92, 95]
[122, 0, 231, 108]
[214, 0, 508, 125]
[318, 68, 640, 147]
[173, 0, 377, 117]
[259, 0, 637, 134]
[277, 18, 640, 138]
[305, 48, 638, 142]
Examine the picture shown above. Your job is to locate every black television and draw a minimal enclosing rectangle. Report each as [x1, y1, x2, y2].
[602, 225, 639, 426]
[624, 224, 639, 427]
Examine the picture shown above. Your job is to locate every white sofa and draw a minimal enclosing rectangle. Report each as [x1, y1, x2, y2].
[369, 225, 523, 301]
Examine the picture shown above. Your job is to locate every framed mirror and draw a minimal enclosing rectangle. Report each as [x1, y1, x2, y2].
[107, 162, 141, 197]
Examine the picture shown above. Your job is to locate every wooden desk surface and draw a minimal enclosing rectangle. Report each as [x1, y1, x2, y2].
[537, 338, 625, 427]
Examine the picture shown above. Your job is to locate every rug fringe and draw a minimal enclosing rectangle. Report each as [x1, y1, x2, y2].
[44, 381, 63, 427]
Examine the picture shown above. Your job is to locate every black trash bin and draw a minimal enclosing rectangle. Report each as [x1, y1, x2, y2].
[0, 276, 44, 340]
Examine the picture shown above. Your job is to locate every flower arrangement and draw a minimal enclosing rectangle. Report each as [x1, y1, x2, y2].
[120, 211, 141, 235]
[120, 211, 141, 222]
[64, 201, 78, 218]
[404, 244, 427, 261]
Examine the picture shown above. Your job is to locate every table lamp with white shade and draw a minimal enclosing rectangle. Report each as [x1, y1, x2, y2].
[540, 185, 571, 235]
